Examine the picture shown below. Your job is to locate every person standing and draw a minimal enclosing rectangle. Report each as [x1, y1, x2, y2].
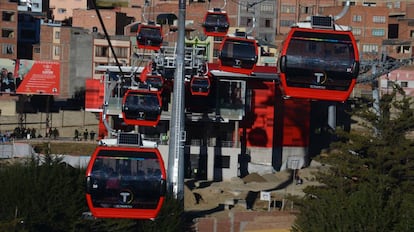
[83, 129, 88, 141]
[89, 130, 96, 141]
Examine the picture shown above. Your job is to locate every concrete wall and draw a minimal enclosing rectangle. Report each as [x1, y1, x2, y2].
[0, 97, 17, 116]
[157, 145, 308, 181]
[0, 110, 99, 138]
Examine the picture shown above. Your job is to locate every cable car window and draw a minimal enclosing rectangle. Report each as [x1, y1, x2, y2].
[146, 75, 163, 90]
[88, 149, 164, 210]
[139, 27, 161, 38]
[222, 40, 256, 60]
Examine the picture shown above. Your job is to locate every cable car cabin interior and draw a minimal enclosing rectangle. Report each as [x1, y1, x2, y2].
[278, 27, 360, 101]
[218, 36, 258, 75]
[202, 9, 230, 37]
[122, 89, 162, 126]
[190, 76, 211, 96]
[136, 24, 163, 50]
[85, 146, 166, 219]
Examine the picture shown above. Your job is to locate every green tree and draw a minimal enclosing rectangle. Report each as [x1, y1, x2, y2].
[0, 154, 87, 232]
[0, 155, 186, 231]
[293, 86, 414, 232]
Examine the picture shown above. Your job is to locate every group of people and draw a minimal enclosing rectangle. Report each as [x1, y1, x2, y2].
[13, 127, 37, 139]
[74, 128, 96, 141]
[46, 127, 60, 139]
[0, 67, 22, 93]
[0, 130, 13, 142]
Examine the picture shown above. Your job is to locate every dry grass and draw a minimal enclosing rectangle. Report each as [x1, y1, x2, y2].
[29, 141, 98, 156]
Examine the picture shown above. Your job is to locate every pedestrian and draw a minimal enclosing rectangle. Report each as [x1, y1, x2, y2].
[83, 129, 88, 141]
[53, 128, 59, 139]
[48, 127, 53, 138]
[90, 130, 96, 141]
[74, 129, 79, 141]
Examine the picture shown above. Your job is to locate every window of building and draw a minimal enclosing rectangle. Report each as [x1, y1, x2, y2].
[386, 2, 393, 8]
[362, 44, 378, 53]
[362, 2, 376, 6]
[2, 11, 15, 22]
[260, 19, 271, 28]
[280, 20, 295, 27]
[372, 29, 385, 36]
[373, 16, 386, 23]
[352, 28, 362, 36]
[2, 29, 14, 38]
[260, 4, 273, 13]
[394, 1, 400, 8]
[410, 30, 414, 38]
[95, 46, 108, 57]
[400, 81, 408, 87]
[318, 7, 324, 15]
[239, 1, 249, 12]
[2, 44, 14, 55]
[54, 46, 60, 56]
[34, 47, 40, 53]
[397, 46, 411, 54]
[353, 15, 362, 22]
[301, 6, 314, 14]
[55, 31, 60, 39]
[57, 8, 67, 14]
[113, 47, 128, 58]
[281, 5, 295, 13]
[345, 1, 356, 6]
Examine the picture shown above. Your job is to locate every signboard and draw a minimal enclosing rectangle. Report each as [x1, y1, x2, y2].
[0, 58, 60, 95]
[260, 191, 271, 201]
[16, 60, 60, 95]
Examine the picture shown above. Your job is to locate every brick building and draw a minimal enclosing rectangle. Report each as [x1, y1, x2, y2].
[34, 25, 93, 99]
[0, 0, 18, 60]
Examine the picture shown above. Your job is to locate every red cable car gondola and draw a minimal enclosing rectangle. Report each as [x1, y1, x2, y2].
[190, 76, 211, 96]
[278, 25, 360, 101]
[122, 89, 162, 126]
[85, 146, 166, 219]
[136, 23, 163, 51]
[218, 34, 258, 75]
[202, 8, 230, 37]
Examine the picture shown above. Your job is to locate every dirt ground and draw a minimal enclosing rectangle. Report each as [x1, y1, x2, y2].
[184, 160, 327, 217]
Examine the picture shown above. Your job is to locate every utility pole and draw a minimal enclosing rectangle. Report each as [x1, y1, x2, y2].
[167, 0, 186, 201]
